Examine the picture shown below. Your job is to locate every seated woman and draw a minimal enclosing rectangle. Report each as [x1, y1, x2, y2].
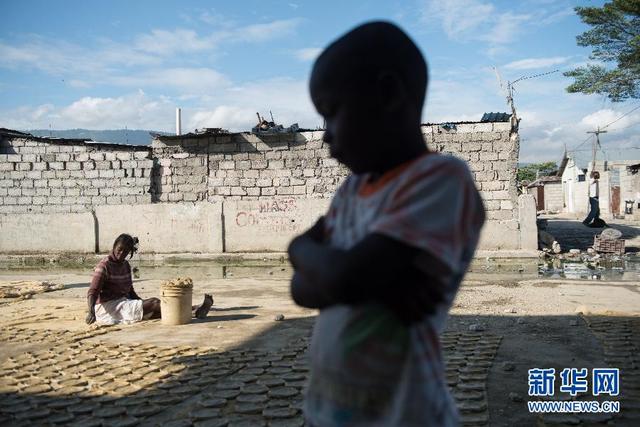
[86, 234, 213, 325]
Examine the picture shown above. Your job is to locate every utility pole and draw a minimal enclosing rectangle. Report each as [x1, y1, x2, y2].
[587, 127, 607, 171]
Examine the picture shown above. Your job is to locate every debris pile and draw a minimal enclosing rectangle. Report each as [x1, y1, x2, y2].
[252, 112, 299, 134]
[593, 228, 625, 255]
[194, 128, 229, 135]
[537, 218, 561, 254]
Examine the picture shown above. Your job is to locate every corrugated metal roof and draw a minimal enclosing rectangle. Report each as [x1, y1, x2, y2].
[480, 112, 511, 122]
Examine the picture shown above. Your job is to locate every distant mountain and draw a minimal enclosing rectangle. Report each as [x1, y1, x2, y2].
[27, 129, 172, 145]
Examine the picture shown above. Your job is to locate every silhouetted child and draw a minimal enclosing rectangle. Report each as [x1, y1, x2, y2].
[288, 21, 485, 426]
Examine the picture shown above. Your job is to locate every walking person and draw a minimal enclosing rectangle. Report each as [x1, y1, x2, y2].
[583, 171, 602, 227]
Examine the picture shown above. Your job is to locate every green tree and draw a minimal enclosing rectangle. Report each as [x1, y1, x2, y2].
[517, 161, 558, 184]
[564, 0, 640, 101]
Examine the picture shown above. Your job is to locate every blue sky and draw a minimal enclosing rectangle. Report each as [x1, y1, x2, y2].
[1, 0, 638, 162]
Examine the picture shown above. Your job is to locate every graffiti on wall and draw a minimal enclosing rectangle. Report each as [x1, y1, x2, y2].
[234, 198, 300, 233]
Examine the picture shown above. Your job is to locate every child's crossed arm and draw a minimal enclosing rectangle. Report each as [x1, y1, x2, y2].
[288, 217, 450, 324]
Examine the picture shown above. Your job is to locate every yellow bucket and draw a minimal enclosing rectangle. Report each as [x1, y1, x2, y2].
[160, 277, 193, 325]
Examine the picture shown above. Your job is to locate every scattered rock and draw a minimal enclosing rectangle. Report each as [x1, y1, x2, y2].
[601, 228, 622, 240]
[468, 324, 484, 332]
[509, 392, 523, 402]
[274, 314, 285, 321]
[501, 361, 515, 371]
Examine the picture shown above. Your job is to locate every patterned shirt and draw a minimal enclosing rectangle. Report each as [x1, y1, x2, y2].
[87, 253, 133, 304]
[304, 152, 485, 426]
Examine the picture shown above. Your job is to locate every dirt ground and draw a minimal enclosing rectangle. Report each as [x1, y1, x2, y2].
[0, 262, 639, 426]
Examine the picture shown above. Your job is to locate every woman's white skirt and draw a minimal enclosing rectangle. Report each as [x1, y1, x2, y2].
[95, 297, 143, 325]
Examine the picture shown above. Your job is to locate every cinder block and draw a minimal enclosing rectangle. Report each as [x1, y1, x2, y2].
[230, 187, 247, 196]
[48, 162, 65, 170]
[251, 159, 268, 169]
[66, 162, 81, 171]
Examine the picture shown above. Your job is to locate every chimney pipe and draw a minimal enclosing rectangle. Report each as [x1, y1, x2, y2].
[176, 107, 182, 136]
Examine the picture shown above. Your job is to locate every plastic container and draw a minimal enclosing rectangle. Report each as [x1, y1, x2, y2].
[160, 278, 193, 325]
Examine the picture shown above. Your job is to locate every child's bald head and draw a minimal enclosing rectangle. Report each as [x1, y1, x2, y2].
[309, 22, 429, 174]
[311, 21, 428, 115]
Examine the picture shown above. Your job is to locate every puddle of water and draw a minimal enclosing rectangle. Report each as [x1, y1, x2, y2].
[538, 256, 640, 282]
[2, 255, 639, 284]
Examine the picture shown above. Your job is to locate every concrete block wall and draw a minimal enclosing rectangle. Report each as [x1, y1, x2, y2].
[422, 122, 518, 221]
[544, 182, 563, 212]
[0, 137, 154, 214]
[151, 132, 348, 202]
[1, 121, 533, 252]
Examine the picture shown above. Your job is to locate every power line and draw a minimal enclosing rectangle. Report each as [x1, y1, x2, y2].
[568, 103, 640, 151]
[511, 69, 560, 85]
[571, 134, 595, 152]
[605, 119, 640, 132]
[601, 103, 640, 130]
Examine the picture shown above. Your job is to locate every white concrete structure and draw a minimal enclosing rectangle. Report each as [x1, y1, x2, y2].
[224, 198, 330, 252]
[96, 203, 223, 253]
[176, 108, 182, 136]
[0, 212, 95, 253]
[561, 157, 640, 219]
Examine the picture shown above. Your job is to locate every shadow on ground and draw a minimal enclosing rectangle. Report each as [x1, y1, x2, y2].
[546, 219, 640, 253]
[0, 314, 638, 426]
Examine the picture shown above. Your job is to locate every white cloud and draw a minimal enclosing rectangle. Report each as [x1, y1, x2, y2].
[134, 29, 215, 55]
[109, 67, 230, 93]
[421, 0, 572, 55]
[422, 0, 495, 40]
[0, 16, 303, 81]
[516, 106, 640, 163]
[190, 106, 258, 131]
[537, 7, 575, 26]
[581, 109, 640, 131]
[505, 56, 570, 70]
[1, 91, 174, 131]
[187, 77, 321, 132]
[199, 10, 232, 27]
[484, 12, 531, 45]
[232, 18, 302, 43]
[294, 47, 322, 62]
